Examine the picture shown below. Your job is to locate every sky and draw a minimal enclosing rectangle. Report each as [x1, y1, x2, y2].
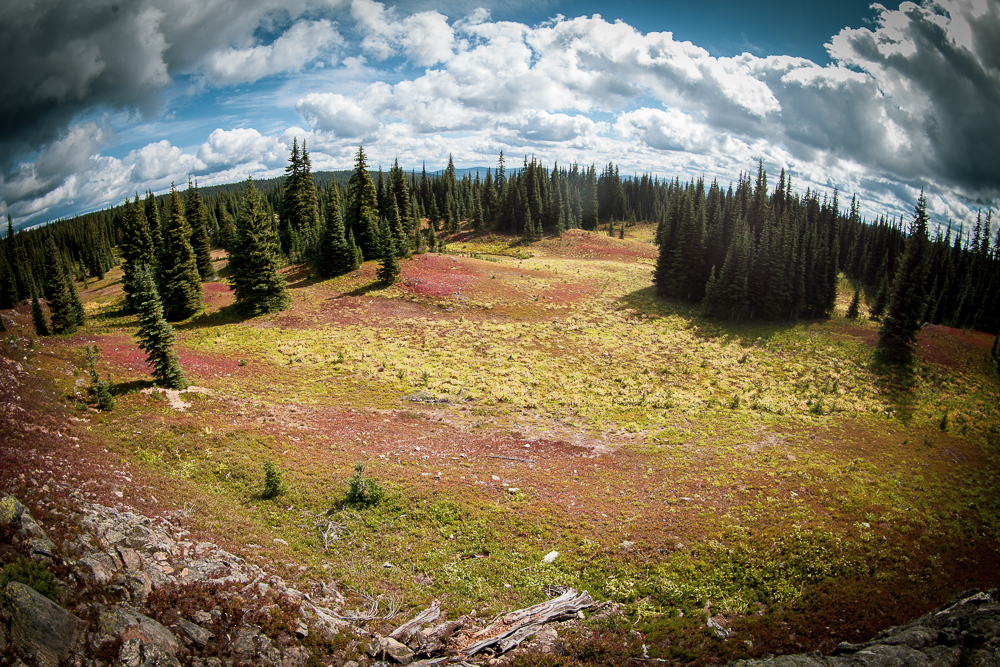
[2, 0, 998, 237]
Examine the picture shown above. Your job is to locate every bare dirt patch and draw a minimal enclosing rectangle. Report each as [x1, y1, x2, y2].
[141, 385, 211, 410]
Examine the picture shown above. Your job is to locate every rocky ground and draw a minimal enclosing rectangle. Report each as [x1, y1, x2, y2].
[3, 489, 999, 667]
[0, 492, 604, 666]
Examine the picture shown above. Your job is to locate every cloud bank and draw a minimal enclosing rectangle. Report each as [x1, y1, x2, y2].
[2, 0, 997, 232]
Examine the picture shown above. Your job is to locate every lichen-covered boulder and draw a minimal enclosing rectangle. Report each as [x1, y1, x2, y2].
[0, 495, 25, 525]
[4, 581, 84, 666]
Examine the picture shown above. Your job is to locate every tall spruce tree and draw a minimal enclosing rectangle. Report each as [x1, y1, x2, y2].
[160, 185, 204, 321]
[121, 196, 156, 312]
[31, 294, 50, 336]
[185, 179, 216, 280]
[317, 188, 355, 278]
[43, 236, 77, 334]
[846, 288, 861, 320]
[346, 146, 381, 261]
[0, 251, 16, 309]
[229, 178, 291, 316]
[134, 265, 186, 389]
[280, 139, 321, 262]
[66, 273, 86, 327]
[877, 193, 931, 363]
[377, 221, 401, 284]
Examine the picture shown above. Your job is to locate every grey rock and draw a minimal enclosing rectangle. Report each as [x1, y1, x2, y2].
[18, 511, 48, 540]
[75, 551, 121, 586]
[923, 645, 962, 667]
[880, 626, 938, 650]
[232, 624, 282, 666]
[27, 536, 56, 561]
[848, 643, 934, 667]
[971, 646, 1000, 667]
[99, 605, 181, 656]
[367, 636, 415, 664]
[192, 610, 214, 626]
[708, 616, 732, 639]
[732, 653, 826, 667]
[176, 618, 212, 647]
[281, 645, 312, 667]
[5, 581, 84, 667]
[735, 591, 1000, 667]
[119, 636, 181, 667]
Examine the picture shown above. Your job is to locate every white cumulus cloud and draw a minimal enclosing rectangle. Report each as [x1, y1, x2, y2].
[201, 19, 344, 85]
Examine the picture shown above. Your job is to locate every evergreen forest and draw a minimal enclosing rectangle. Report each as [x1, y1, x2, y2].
[3, 145, 997, 349]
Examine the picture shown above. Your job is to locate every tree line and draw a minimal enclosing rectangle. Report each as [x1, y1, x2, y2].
[1, 145, 997, 367]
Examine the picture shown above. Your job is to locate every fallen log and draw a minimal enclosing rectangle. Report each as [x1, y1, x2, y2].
[390, 599, 442, 641]
[457, 589, 598, 656]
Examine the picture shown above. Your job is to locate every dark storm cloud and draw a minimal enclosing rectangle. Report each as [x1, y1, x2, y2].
[826, 0, 1000, 197]
[0, 0, 342, 170]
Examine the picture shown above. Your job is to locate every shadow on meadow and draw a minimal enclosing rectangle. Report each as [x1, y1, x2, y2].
[619, 285, 808, 347]
[869, 355, 918, 424]
[173, 306, 245, 331]
[283, 264, 323, 290]
[342, 280, 390, 298]
[110, 378, 153, 396]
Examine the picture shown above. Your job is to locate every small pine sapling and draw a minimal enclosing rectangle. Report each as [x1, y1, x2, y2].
[85, 345, 115, 411]
[262, 460, 287, 499]
[345, 463, 385, 507]
[0, 557, 61, 602]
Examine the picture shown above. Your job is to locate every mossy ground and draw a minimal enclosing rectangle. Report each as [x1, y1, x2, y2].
[2, 224, 998, 664]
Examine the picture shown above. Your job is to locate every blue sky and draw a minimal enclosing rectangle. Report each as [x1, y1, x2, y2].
[1, 0, 998, 237]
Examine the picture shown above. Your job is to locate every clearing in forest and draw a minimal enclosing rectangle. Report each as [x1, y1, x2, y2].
[3, 223, 999, 664]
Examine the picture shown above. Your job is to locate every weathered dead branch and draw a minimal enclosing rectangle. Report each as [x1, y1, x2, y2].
[456, 589, 598, 656]
[389, 598, 441, 641]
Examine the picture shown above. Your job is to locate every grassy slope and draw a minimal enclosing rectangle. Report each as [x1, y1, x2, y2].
[3, 224, 999, 664]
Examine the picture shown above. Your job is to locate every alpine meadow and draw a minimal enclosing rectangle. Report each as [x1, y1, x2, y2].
[1, 0, 999, 666]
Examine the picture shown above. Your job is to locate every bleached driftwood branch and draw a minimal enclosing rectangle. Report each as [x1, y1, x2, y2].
[457, 589, 598, 656]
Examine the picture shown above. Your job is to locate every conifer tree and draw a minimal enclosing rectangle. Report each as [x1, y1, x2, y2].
[703, 221, 753, 320]
[317, 189, 355, 278]
[377, 222, 401, 284]
[66, 273, 86, 327]
[582, 166, 599, 230]
[846, 288, 861, 320]
[877, 193, 931, 363]
[86, 345, 115, 411]
[229, 178, 291, 316]
[346, 146, 381, 261]
[8, 217, 35, 302]
[280, 139, 321, 262]
[869, 275, 889, 321]
[472, 195, 484, 234]
[216, 199, 237, 252]
[31, 294, 49, 336]
[43, 236, 77, 334]
[186, 179, 215, 280]
[387, 197, 407, 256]
[347, 229, 363, 268]
[160, 185, 204, 321]
[426, 217, 437, 251]
[134, 265, 186, 389]
[121, 196, 156, 312]
[0, 253, 16, 310]
[145, 190, 163, 253]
